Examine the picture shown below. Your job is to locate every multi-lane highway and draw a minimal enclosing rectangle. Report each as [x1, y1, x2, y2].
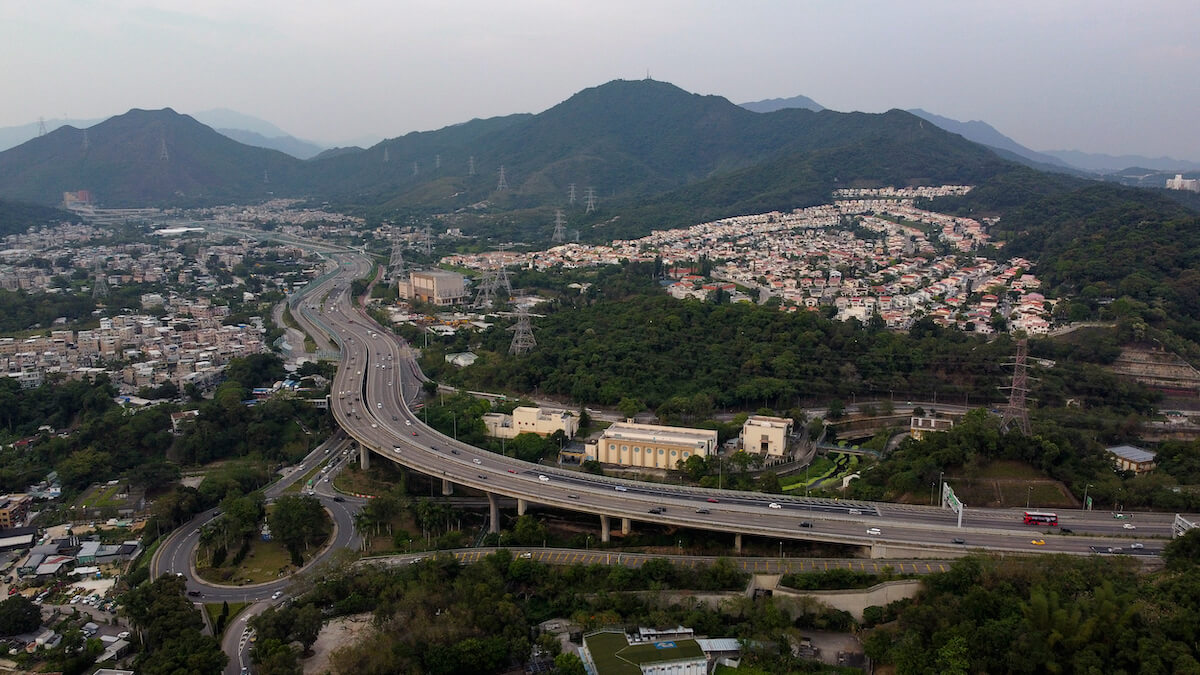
[308, 252, 1180, 559]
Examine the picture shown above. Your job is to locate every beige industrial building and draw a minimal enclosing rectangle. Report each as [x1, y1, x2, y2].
[910, 414, 955, 440]
[483, 406, 578, 439]
[1106, 444, 1157, 474]
[586, 421, 717, 469]
[399, 269, 468, 306]
[740, 415, 792, 458]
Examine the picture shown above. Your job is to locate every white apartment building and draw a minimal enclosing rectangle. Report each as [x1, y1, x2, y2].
[740, 415, 792, 458]
[483, 406, 579, 439]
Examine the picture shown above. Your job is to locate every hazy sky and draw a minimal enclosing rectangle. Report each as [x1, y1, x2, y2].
[4, 1, 1198, 158]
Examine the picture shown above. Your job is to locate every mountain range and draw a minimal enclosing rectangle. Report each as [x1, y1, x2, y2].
[0, 109, 327, 160]
[0, 79, 1016, 232]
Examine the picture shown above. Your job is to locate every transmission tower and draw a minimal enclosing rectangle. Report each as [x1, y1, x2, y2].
[383, 146, 390, 163]
[999, 337, 1032, 436]
[81, 130, 90, 151]
[158, 135, 169, 161]
[468, 156, 475, 176]
[263, 169, 270, 184]
[567, 183, 576, 204]
[551, 210, 566, 243]
[37, 118, 47, 136]
[472, 245, 514, 309]
[92, 261, 109, 299]
[386, 236, 406, 284]
[422, 225, 433, 256]
[584, 186, 597, 213]
[508, 306, 537, 355]
[435, 154, 441, 170]
[497, 165, 508, 191]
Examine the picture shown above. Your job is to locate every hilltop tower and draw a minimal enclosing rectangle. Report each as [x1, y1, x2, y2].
[497, 165, 509, 191]
[585, 187, 597, 213]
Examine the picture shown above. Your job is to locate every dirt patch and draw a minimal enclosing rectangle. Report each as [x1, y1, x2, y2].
[304, 612, 374, 675]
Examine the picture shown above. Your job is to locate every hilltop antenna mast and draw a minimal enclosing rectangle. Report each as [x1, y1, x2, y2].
[92, 260, 109, 299]
[37, 118, 47, 136]
[999, 337, 1033, 436]
[585, 186, 597, 213]
[508, 306, 537, 355]
[81, 130, 90, 151]
[496, 165, 508, 191]
[413, 161, 419, 176]
[383, 146, 390, 163]
[567, 183, 576, 205]
[468, 156, 475, 176]
[551, 210, 566, 243]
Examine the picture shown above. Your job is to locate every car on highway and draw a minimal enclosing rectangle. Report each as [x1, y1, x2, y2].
[615, 486, 628, 492]
[393, 415, 398, 420]
[1031, 539, 1046, 545]
[371, 423, 377, 428]
[1059, 527, 1073, 534]
[410, 431, 417, 436]
[187, 590, 202, 597]
[952, 538, 966, 545]
[1122, 523, 1136, 530]
[473, 458, 482, 465]
[538, 475, 550, 482]
[568, 494, 580, 499]
[848, 509, 862, 515]
[768, 502, 782, 509]
[450, 449, 459, 455]
[706, 497, 719, 503]
[647, 507, 665, 514]
[799, 521, 813, 528]
[333, 496, 345, 502]
[695, 507, 710, 514]
[405, 420, 412, 426]
[271, 591, 283, 600]
[1130, 542, 1144, 549]
[866, 527, 881, 536]
[478, 474, 488, 480]
[1113, 513, 1129, 519]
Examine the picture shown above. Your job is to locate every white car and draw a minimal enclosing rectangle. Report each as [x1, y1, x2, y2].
[538, 475, 550, 482]
[473, 458, 482, 465]
[117, 631, 130, 640]
[1123, 523, 1136, 530]
[866, 527, 882, 536]
[768, 502, 782, 509]
[271, 591, 283, 600]
[405, 420, 412, 426]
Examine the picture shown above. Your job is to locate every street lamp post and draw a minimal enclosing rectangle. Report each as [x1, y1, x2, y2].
[938, 471, 944, 507]
[1083, 483, 1093, 511]
[1027, 485, 1033, 509]
[778, 541, 783, 559]
[586, 535, 591, 551]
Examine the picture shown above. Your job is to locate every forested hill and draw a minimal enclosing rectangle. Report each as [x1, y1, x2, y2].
[0, 198, 77, 236]
[0, 108, 305, 206]
[0, 79, 1023, 219]
[929, 169, 1200, 349]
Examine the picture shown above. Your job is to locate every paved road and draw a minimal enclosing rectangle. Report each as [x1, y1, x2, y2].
[379, 547, 957, 576]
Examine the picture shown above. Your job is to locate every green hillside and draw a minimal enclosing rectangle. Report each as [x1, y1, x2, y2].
[0, 108, 306, 206]
[0, 198, 77, 236]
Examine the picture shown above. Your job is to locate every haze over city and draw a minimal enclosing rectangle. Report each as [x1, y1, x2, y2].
[3, 0, 1198, 159]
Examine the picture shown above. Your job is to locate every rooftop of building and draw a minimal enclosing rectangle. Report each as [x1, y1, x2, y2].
[1107, 444, 1157, 463]
[585, 630, 706, 674]
[601, 421, 717, 448]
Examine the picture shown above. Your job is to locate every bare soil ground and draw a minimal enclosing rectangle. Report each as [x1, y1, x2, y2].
[303, 612, 374, 675]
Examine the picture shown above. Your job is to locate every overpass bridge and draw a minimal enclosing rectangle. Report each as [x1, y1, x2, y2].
[288, 247, 1182, 560]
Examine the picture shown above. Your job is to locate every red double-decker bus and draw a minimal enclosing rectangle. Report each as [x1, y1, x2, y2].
[1024, 511, 1058, 526]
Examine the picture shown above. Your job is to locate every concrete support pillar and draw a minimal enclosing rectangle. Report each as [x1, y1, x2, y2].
[441, 478, 453, 496]
[734, 533, 743, 553]
[359, 443, 369, 470]
[487, 492, 500, 534]
[621, 518, 631, 535]
[517, 498, 528, 516]
[600, 515, 611, 543]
